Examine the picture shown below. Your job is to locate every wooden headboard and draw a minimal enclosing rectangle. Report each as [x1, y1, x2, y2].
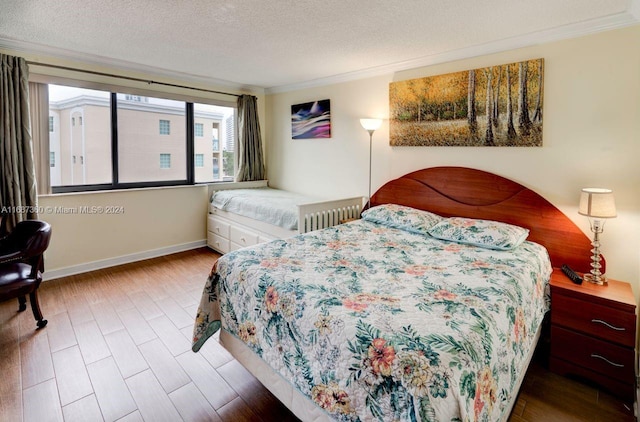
[370, 167, 596, 273]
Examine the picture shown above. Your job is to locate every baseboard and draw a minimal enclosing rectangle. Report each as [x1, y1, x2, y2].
[43, 240, 207, 281]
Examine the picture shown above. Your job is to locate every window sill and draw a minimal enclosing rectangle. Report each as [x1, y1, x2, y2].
[39, 183, 208, 198]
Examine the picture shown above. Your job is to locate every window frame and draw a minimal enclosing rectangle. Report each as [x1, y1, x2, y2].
[42, 80, 237, 194]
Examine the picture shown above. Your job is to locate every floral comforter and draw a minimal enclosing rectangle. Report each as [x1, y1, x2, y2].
[193, 220, 552, 422]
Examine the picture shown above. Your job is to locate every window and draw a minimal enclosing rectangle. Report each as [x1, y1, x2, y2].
[194, 123, 203, 137]
[160, 153, 171, 169]
[48, 85, 111, 188]
[213, 157, 219, 179]
[42, 83, 236, 193]
[194, 103, 234, 183]
[159, 119, 170, 135]
[49, 116, 54, 132]
[119, 95, 185, 183]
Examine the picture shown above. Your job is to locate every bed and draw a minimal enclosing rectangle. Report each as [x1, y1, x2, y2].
[194, 167, 595, 421]
[206, 180, 364, 253]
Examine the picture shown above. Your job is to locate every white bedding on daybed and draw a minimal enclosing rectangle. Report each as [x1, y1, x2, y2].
[211, 187, 316, 230]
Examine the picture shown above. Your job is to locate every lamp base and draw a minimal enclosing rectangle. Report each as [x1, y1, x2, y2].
[583, 273, 607, 286]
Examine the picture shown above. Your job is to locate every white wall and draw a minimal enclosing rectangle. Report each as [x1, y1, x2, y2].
[266, 26, 640, 299]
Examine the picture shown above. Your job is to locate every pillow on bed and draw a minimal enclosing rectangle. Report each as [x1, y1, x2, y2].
[361, 204, 443, 234]
[428, 217, 529, 250]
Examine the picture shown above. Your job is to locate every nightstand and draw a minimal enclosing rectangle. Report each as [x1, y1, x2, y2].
[549, 268, 636, 402]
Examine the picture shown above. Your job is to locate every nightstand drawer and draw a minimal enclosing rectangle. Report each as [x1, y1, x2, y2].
[551, 293, 635, 347]
[551, 326, 634, 384]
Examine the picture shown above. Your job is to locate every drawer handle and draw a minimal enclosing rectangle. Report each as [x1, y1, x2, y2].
[590, 354, 624, 368]
[241, 237, 246, 242]
[591, 319, 625, 331]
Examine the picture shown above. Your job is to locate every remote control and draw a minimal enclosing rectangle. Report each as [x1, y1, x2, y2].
[561, 264, 582, 284]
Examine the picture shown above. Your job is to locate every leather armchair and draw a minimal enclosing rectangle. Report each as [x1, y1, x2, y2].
[0, 220, 52, 329]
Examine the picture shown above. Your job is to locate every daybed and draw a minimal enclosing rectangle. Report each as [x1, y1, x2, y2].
[194, 167, 595, 421]
[206, 180, 364, 253]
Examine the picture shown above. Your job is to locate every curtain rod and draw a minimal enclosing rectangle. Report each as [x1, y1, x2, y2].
[26, 61, 243, 98]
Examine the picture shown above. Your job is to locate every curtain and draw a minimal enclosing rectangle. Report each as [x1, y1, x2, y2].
[0, 54, 38, 230]
[29, 82, 50, 195]
[235, 94, 266, 182]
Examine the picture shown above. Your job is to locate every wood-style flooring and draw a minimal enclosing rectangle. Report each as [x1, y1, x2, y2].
[0, 247, 634, 422]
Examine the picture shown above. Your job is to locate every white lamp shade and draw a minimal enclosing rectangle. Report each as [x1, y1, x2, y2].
[360, 118, 382, 131]
[578, 188, 616, 218]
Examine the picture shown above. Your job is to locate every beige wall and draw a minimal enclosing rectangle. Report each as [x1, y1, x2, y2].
[265, 26, 640, 299]
[39, 186, 209, 271]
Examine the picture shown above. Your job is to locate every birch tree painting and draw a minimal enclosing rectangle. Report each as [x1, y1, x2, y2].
[389, 59, 544, 146]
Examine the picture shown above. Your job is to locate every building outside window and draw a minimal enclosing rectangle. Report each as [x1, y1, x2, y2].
[159, 119, 170, 135]
[194, 104, 233, 183]
[45, 83, 236, 191]
[160, 153, 171, 169]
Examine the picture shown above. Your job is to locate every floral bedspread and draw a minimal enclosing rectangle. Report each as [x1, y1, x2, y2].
[192, 220, 552, 422]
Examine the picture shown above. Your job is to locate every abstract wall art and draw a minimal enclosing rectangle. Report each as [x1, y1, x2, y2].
[291, 99, 331, 139]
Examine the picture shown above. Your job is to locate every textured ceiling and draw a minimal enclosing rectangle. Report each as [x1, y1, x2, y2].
[0, 0, 637, 91]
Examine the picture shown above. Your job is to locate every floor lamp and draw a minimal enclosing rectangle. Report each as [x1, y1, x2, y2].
[359, 118, 382, 209]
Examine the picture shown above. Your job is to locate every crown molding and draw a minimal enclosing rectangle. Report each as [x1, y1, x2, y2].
[0, 37, 264, 95]
[265, 9, 640, 94]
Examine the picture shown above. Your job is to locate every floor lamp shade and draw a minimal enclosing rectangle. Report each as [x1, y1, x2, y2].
[360, 118, 382, 132]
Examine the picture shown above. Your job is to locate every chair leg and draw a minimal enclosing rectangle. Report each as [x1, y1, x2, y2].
[18, 296, 27, 312]
[28, 291, 47, 329]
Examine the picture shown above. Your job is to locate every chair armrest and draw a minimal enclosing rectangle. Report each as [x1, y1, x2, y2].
[0, 220, 51, 264]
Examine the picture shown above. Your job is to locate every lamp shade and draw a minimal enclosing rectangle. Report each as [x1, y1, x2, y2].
[360, 118, 382, 131]
[578, 188, 616, 218]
